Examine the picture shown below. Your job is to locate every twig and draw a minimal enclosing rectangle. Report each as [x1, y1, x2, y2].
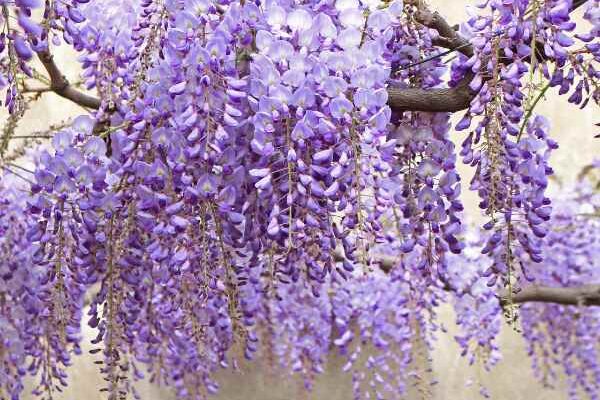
[6, 135, 52, 139]
[0, 165, 34, 184]
[517, 81, 552, 141]
[396, 42, 473, 71]
[6, 162, 34, 174]
[36, 49, 101, 109]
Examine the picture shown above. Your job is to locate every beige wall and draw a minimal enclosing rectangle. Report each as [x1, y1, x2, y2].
[5, 1, 599, 399]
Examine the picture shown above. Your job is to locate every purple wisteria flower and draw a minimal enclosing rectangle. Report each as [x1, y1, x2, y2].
[0, 0, 598, 399]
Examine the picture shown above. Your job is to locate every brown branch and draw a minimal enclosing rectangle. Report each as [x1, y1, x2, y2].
[388, 73, 475, 112]
[387, 1, 475, 112]
[36, 50, 101, 109]
[502, 285, 600, 307]
[334, 249, 600, 308]
[387, 0, 588, 113]
[6, 135, 52, 139]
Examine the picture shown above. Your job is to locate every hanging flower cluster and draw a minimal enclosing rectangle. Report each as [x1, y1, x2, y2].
[0, 183, 36, 400]
[449, 0, 600, 291]
[519, 173, 600, 399]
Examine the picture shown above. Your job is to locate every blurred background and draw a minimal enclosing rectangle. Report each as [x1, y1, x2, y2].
[1, 0, 598, 399]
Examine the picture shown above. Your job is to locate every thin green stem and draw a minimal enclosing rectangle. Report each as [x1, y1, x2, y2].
[517, 81, 551, 142]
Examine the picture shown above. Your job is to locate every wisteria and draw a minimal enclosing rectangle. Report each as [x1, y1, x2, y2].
[0, 0, 599, 399]
[519, 172, 600, 399]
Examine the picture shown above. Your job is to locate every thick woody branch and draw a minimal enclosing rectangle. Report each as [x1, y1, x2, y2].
[36, 50, 101, 109]
[502, 284, 600, 307]
[388, 73, 474, 112]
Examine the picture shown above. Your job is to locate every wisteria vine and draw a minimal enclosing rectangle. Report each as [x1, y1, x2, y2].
[0, 0, 599, 399]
